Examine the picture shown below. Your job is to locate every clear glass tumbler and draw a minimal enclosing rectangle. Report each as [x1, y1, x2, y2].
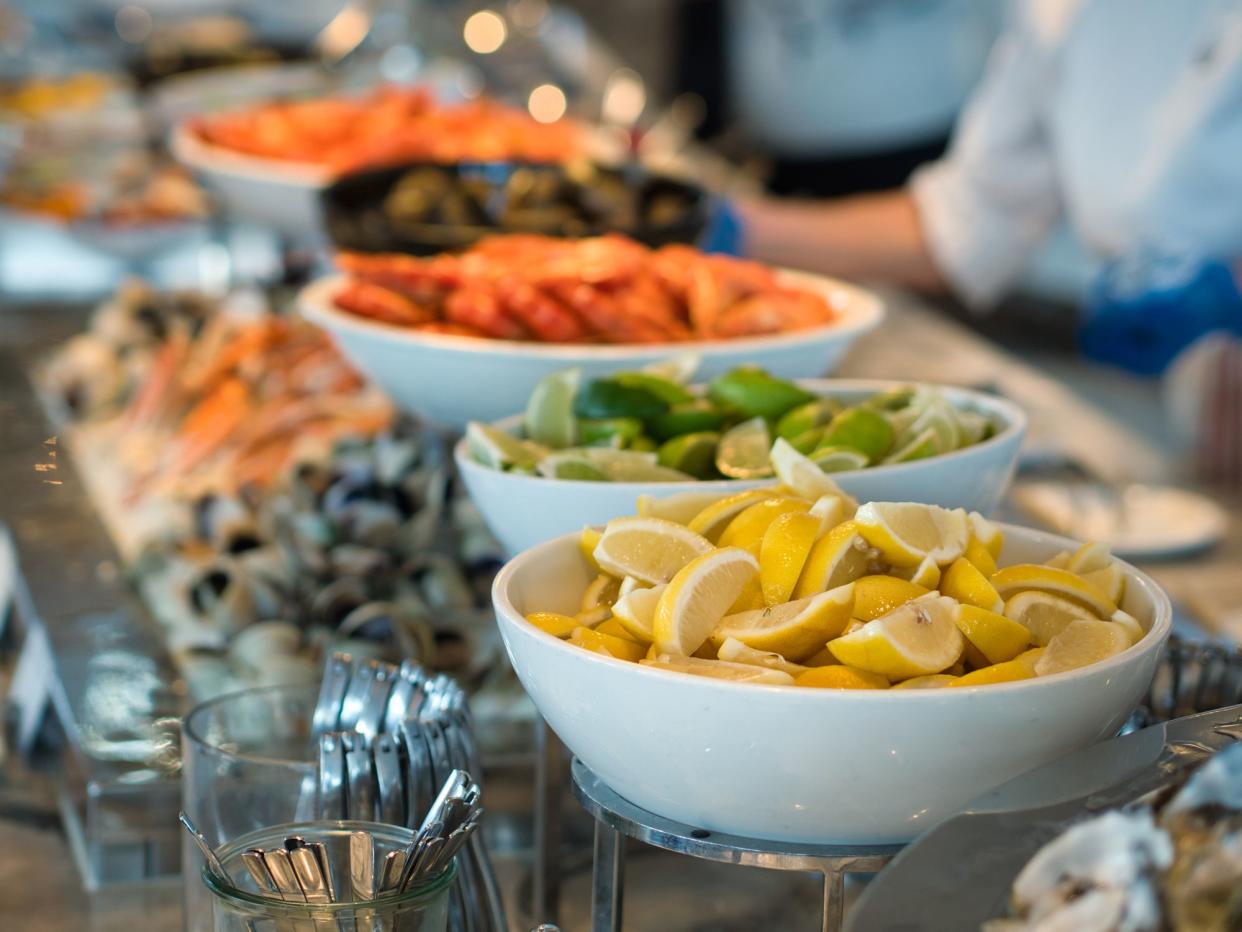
[203, 821, 454, 932]
[183, 684, 321, 931]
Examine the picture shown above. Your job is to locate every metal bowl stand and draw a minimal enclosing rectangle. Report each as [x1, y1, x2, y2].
[569, 757, 901, 932]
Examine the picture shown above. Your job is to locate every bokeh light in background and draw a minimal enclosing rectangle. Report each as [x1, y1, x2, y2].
[463, 11, 507, 55]
[114, 5, 153, 44]
[507, 0, 549, 32]
[602, 68, 646, 127]
[527, 83, 566, 123]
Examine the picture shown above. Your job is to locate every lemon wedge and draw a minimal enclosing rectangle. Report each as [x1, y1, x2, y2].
[854, 502, 969, 568]
[808, 493, 850, 536]
[793, 520, 874, 598]
[1081, 563, 1126, 605]
[652, 547, 759, 655]
[1065, 541, 1112, 574]
[770, 437, 859, 508]
[685, 488, 783, 541]
[1003, 590, 1100, 646]
[642, 653, 794, 685]
[794, 665, 889, 689]
[1109, 609, 1145, 645]
[595, 618, 643, 642]
[718, 497, 811, 555]
[963, 537, 998, 577]
[940, 557, 1004, 612]
[759, 510, 823, 605]
[570, 626, 647, 662]
[892, 674, 959, 689]
[1046, 551, 1072, 569]
[576, 606, 612, 627]
[953, 604, 1031, 664]
[803, 645, 840, 667]
[638, 490, 733, 525]
[526, 612, 580, 638]
[1034, 619, 1131, 676]
[610, 582, 666, 642]
[852, 575, 932, 622]
[710, 584, 855, 661]
[1014, 647, 1045, 674]
[991, 564, 1117, 617]
[581, 574, 622, 612]
[715, 637, 809, 677]
[579, 527, 602, 570]
[593, 516, 713, 585]
[968, 511, 1004, 559]
[828, 594, 963, 680]
[893, 555, 941, 589]
[949, 660, 1034, 687]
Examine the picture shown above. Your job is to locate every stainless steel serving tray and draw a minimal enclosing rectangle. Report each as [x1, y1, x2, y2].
[847, 704, 1242, 932]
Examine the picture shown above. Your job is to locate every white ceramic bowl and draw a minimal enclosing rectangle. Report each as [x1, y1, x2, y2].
[298, 272, 884, 429]
[170, 123, 328, 237]
[493, 524, 1172, 844]
[458, 380, 1026, 556]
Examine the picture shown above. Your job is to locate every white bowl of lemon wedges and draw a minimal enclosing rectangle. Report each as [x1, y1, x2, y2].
[492, 485, 1172, 844]
[457, 375, 1026, 556]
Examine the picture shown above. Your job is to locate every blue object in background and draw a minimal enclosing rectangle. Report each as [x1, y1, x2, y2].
[699, 198, 744, 256]
[1080, 249, 1242, 376]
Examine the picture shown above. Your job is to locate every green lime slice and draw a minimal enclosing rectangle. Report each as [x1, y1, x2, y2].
[657, 431, 721, 480]
[641, 353, 701, 385]
[788, 427, 826, 455]
[886, 406, 921, 437]
[467, 422, 547, 471]
[861, 388, 916, 412]
[882, 427, 941, 464]
[811, 446, 870, 472]
[776, 399, 838, 441]
[715, 416, 774, 478]
[524, 368, 580, 449]
[580, 447, 694, 482]
[614, 372, 695, 405]
[629, 435, 657, 453]
[953, 410, 991, 448]
[573, 379, 669, 420]
[540, 458, 609, 481]
[818, 408, 895, 464]
[902, 404, 960, 452]
[649, 400, 727, 441]
[578, 417, 644, 448]
[707, 367, 815, 419]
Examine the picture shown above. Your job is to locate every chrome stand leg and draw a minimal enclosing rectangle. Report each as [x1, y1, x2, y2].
[532, 718, 563, 925]
[591, 822, 625, 932]
[821, 870, 845, 932]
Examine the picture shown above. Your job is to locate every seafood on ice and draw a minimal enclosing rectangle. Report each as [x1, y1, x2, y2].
[333, 235, 843, 343]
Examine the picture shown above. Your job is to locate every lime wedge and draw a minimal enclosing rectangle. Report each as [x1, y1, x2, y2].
[574, 379, 669, 420]
[883, 427, 941, 464]
[861, 388, 915, 411]
[818, 408, 895, 464]
[776, 399, 837, 441]
[716, 417, 774, 478]
[542, 458, 609, 481]
[953, 410, 991, 447]
[579, 417, 644, 448]
[524, 368, 580, 449]
[812, 446, 869, 472]
[583, 447, 694, 482]
[707, 367, 814, 419]
[630, 436, 657, 452]
[467, 422, 547, 471]
[641, 353, 701, 385]
[614, 372, 695, 405]
[657, 431, 721, 479]
[649, 400, 727, 441]
[903, 404, 960, 452]
[788, 427, 825, 455]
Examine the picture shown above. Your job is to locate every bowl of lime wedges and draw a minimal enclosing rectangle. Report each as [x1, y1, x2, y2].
[454, 364, 1027, 555]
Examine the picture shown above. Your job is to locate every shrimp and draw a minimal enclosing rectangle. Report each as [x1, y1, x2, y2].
[444, 285, 529, 340]
[332, 281, 434, 327]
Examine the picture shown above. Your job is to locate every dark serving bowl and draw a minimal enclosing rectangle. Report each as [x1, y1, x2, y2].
[320, 160, 712, 254]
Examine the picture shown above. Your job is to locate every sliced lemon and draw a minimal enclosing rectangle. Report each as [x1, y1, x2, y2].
[595, 618, 644, 642]
[718, 497, 811, 555]
[893, 674, 959, 689]
[991, 564, 1117, 617]
[524, 367, 580, 448]
[466, 421, 547, 470]
[949, 660, 1034, 687]
[686, 488, 785, 541]
[1110, 609, 1145, 645]
[793, 520, 874, 598]
[526, 611, 580, 638]
[710, 584, 855, 661]
[854, 502, 969, 568]
[1003, 590, 1100, 646]
[579, 527, 603, 571]
[1034, 619, 1131, 676]
[637, 490, 733, 525]
[893, 555, 941, 589]
[963, 537, 998, 577]
[1066, 541, 1112, 574]
[581, 574, 622, 612]
[576, 606, 612, 627]
[642, 653, 794, 685]
[852, 575, 931, 622]
[770, 438, 859, 508]
[610, 582, 666, 642]
[953, 604, 1031, 665]
[618, 575, 647, 597]
[715, 637, 809, 677]
[940, 557, 1004, 612]
[807, 493, 848, 535]
[828, 595, 963, 680]
[794, 665, 889, 690]
[1081, 563, 1126, 605]
[652, 547, 759, 656]
[968, 511, 1004, 560]
[592, 517, 713, 585]
[759, 510, 823, 605]
[1014, 647, 1045, 674]
[715, 417, 774, 479]
[961, 640, 991, 670]
[569, 626, 646, 662]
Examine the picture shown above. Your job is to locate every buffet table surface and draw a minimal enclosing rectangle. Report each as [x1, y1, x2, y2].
[0, 287, 1237, 931]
